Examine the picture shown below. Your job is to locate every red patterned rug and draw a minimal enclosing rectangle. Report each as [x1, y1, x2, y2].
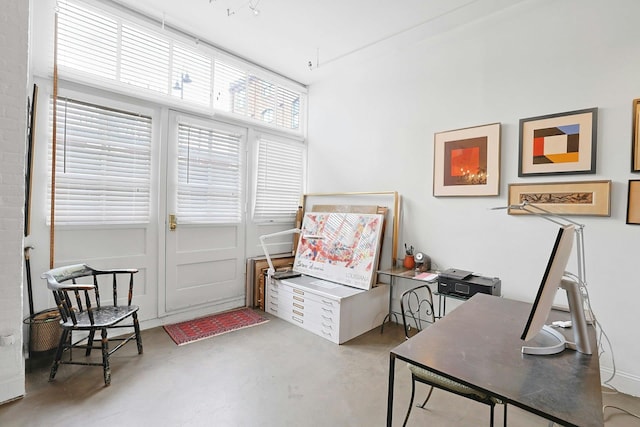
[163, 308, 269, 346]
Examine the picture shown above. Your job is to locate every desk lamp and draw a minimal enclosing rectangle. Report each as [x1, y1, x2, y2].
[500, 201, 588, 288]
[259, 228, 300, 281]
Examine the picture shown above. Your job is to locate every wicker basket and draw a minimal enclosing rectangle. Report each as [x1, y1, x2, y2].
[25, 308, 62, 352]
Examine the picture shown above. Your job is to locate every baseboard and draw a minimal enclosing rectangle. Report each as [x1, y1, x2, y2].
[601, 367, 640, 397]
[0, 376, 25, 405]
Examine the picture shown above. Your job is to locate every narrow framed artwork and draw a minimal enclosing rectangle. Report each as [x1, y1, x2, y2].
[626, 180, 640, 224]
[24, 83, 38, 237]
[518, 108, 597, 177]
[632, 99, 640, 172]
[508, 180, 611, 216]
[433, 122, 501, 196]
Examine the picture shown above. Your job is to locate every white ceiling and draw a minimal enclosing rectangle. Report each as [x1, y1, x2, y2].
[112, 0, 525, 86]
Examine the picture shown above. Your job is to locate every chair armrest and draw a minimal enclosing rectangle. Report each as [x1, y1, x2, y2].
[91, 268, 139, 275]
[47, 282, 96, 292]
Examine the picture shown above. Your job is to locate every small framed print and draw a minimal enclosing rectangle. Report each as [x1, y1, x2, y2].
[433, 122, 501, 197]
[508, 180, 611, 216]
[518, 108, 597, 177]
[632, 99, 640, 172]
[626, 180, 640, 224]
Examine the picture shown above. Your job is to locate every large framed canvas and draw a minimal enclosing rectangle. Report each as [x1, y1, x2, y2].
[433, 122, 501, 196]
[632, 99, 640, 172]
[508, 180, 611, 216]
[293, 212, 385, 290]
[518, 108, 597, 177]
[627, 180, 640, 224]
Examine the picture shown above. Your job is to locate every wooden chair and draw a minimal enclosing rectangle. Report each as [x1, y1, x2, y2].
[41, 264, 143, 386]
[399, 284, 506, 426]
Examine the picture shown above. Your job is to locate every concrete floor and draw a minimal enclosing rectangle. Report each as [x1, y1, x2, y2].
[1, 313, 639, 426]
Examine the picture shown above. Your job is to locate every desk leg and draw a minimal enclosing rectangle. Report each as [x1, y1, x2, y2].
[387, 353, 396, 427]
[380, 277, 398, 333]
[438, 293, 447, 318]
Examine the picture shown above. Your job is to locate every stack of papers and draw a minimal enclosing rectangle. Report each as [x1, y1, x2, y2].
[415, 272, 439, 282]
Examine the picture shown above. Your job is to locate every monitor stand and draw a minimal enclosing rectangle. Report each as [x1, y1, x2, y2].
[522, 278, 593, 356]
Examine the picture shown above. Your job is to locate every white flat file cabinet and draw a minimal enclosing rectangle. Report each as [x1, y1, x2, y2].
[266, 275, 389, 344]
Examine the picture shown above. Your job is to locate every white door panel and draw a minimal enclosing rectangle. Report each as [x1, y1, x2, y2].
[54, 226, 158, 320]
[165, 112, 246, 313]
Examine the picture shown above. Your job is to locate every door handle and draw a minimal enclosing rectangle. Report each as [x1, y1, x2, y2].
[169, 214, 177, 231]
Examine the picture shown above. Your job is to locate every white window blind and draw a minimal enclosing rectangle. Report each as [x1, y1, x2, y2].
[120, 23, 170, 94]
[253, 136, 304, 222]
[57, 0, 118, 80]
[49, 97, 152, 225]
[177, 123, 242, 224]
[56, 0, 305, 133]
[172, 43, 212, 105]
[214, 59, 302, 131]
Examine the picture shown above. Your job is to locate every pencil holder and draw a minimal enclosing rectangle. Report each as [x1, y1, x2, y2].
[403, 255, 415, 269]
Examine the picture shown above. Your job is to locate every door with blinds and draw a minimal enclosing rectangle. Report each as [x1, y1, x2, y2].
[165, 112, 247, 312]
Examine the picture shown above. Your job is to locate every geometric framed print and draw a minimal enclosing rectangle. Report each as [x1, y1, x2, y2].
[433, 122, 501, 196]
[518, 108, 597, 177]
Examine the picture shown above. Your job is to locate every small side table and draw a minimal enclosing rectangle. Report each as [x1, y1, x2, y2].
[376, 267, 439, 333]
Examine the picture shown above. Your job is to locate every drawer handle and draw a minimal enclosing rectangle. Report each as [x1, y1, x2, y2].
[321, 330, 332, 336]
[293, 309, 304, 317]
[321, 299, 333, 305]
[321, 315, 332, 322]
[293, 296, 304, 302]
[293, 303, 304, 309]
[321, 322, 333, 329]
[293, 289, 304, 295]
[292, 316, 303, 324]
[321, 307, 333, 314]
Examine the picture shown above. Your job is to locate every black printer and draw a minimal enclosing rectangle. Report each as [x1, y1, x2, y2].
[437, 268, 501, 298]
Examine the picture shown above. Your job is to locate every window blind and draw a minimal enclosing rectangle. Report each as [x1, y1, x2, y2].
[56, 0, 305, 132]
[49, 97, 152, 225]
[177, 123, 242, 224]
[253, 136, 304, 222]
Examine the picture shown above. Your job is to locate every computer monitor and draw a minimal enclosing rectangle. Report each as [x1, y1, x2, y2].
[520, 224, 592, 355]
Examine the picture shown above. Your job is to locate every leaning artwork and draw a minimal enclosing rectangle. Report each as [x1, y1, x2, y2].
[293, 212, 384, 290]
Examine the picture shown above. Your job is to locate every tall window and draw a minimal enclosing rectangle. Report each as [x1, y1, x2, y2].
[253, 135, 305, 222]
[56, 0, 305, 133]
[177, 122, 243, 224]
[49, 97, 152, 225]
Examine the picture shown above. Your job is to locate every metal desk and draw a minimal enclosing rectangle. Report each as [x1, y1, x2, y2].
[387, 293, 603, 427]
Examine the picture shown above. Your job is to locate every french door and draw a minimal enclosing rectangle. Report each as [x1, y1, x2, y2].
[164, 112, 247, 312]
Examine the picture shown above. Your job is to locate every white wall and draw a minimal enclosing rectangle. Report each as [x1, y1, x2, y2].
[307, 0, 640, 396]
[0, 0, 29, 404]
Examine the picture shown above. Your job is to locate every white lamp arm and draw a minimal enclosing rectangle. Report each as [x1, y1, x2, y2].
[259, 228, 301, 279]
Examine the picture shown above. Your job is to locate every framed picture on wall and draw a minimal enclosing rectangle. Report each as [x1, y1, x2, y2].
[626, 180, 640, 224]
[518, 108, 597, 177]
[433, 122, 501, 196]
[632, 99, 640, 172]
[508, 180, 611, 216]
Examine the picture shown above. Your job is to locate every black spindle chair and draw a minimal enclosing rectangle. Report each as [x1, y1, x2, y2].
[41, 264, 143, 386]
